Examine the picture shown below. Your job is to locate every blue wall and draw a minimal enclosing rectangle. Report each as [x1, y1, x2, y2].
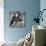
[4, 0, 40, 42]
[40, 0, 46, 27]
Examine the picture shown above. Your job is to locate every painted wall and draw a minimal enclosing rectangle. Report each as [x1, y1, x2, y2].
[4, 0, 40, 42]
[40, 0, 46, 27]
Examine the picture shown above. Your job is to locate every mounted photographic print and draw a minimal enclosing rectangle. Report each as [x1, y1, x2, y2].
[9, 11, 26, 28]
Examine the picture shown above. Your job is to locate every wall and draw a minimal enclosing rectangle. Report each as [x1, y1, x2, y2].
[40, 0, 46, 27]
[4, 0, 40, 42]
[0, 0, 4, 42]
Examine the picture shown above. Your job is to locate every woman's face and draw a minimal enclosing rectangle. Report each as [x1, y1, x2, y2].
[16, 13, 18, 17]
